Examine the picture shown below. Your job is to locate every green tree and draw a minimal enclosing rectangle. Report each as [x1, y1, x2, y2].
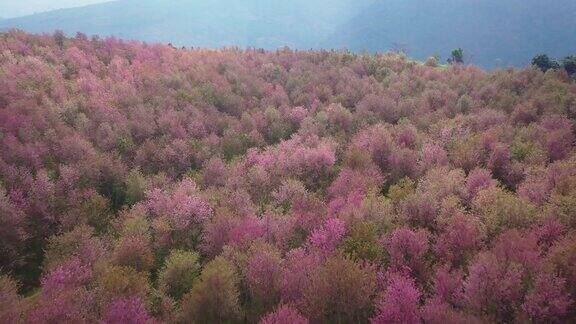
[53, 30, 65, 49]
[124, 169, 148, 206]
[561, 55, 576, 76]
[179, 257, 241, 323]
[448, 48, 464, 64]
[341, 221, 384, 262]
[301, 254, 377, 323]
[158, 250, 201, 301]
[531, 54, 560, 72]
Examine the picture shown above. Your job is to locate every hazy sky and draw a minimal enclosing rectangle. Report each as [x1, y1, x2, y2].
[0, 0, 111, 18]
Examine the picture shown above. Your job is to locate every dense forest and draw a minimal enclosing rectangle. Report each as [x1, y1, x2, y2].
[0, 30, 575, 323]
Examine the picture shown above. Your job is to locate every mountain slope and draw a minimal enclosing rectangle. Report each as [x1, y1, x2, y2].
[0, 0, 574, 68]
[328, 0, 576, 68]
[0, 0, 374, 49]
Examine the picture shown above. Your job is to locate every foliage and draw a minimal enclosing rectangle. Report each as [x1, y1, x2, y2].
[103, 297, 154, 324]
[245, 244, 284, 317]
[532, 54, 560, 72]
[532, 54, 576, 77]
[448, 48, 464, 64]
[371, 273, 421, 324]
[300, 254, 377, 323]
[0, 275, 22, 323]
[562, 55, 576, 76]
[180, 257, 242, 323]
[0, 31, 575, 322]
[158, 249, 201, 301]
[260, 304, 309, 324]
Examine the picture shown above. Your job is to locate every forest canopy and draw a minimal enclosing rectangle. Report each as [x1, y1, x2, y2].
[0, 30, 575, 323]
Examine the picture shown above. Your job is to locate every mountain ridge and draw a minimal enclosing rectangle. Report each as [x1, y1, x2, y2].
[1, 0, 575, 68]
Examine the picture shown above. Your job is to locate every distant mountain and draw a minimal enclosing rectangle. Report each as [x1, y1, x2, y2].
[0, 0, 373, 49]
[328, 0, 576, 68]
[1, 0, 575, 68]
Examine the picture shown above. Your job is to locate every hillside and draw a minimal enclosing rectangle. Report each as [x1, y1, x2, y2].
[329, 0, 576, 68]
[0, 0, 372, 48]
[1, 0, 575, 68]
[1, 30, 576, 323]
